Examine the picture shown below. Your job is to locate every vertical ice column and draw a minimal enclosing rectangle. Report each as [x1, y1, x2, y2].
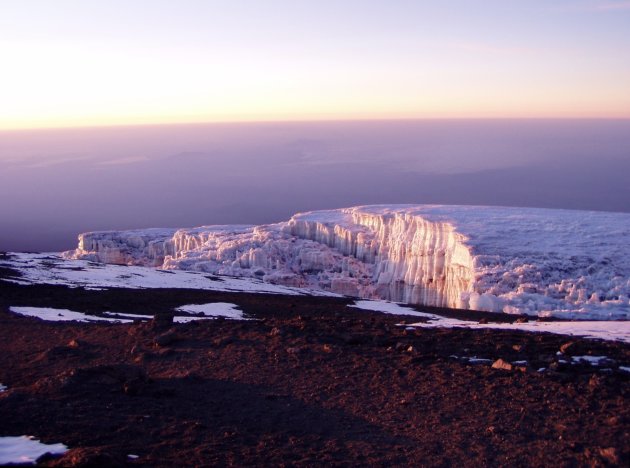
[288, 208, 475, 307]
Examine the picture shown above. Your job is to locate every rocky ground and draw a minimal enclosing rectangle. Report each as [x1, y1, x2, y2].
[0, 268, 629, 466]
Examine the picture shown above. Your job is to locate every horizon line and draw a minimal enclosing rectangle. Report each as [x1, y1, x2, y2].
[3, 115, 630, 132]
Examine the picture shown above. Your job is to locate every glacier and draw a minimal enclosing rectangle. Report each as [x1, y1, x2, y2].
[63, 205, 630, 320]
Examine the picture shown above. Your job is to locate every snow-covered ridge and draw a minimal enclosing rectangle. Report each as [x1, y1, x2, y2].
[64, 205, 630, 319]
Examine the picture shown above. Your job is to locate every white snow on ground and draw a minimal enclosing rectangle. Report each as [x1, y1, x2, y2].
[0, 384, 6, 393]
[409, 317, 630, 343]
[348, 300, 430, 317]
[349, 300, 630, 343]
[175, 303, 246, 320]
[0, 436, 68, 465]
[8, 304, 248, 324]
[101, 312, 152, 320]
[449, 356, 493, 364]
[9, 307, 133, 323]
[172, 316, 213, 323]
[571, 355, 610, 365]
[0, 253, 338, 297]
[349, 300, 444, 320]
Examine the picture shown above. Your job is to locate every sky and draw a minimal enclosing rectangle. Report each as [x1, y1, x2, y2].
[1, 0, 630, 130]
[2, 119, 629, 251]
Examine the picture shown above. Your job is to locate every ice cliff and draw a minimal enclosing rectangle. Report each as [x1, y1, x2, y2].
[64, 205, 630, 319]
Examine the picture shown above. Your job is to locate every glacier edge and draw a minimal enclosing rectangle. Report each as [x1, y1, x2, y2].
[64, 205, 630, 320]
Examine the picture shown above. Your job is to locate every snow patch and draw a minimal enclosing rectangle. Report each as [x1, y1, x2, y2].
[172, 316, 213, 323]
[467, 357, 493, 364]
[349, 300, 630, 343]
[175, 302, 246, 320]
[348, 300, 431, 317]
[7, 303, 247, 325]
[9, 307, 133, 323]
[101, 312, 152, 320]
[407, 315, 630, 343]
[1, 253, 338, 297]
[0, 436, 68, 465]
[0, 384, 7, 393]
[570, 355, 609, 365]
[450, 356, 493, 364]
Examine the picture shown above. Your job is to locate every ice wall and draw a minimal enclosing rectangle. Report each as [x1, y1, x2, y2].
[64, 205, 630, 319]
[284, 209, 474, 307]
[72, 228, 178, 267]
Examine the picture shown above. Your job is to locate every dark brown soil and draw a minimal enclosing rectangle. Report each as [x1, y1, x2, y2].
[0, 278, 629, 467]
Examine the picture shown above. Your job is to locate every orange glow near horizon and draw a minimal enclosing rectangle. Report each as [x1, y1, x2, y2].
[4, 98, 630, 132]
[1, 2, 629, 131]
[2, 54, 628, 131]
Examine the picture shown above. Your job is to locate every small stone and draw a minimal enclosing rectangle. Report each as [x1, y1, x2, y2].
[67, 339, 81, 349]
[599, 447, 619, 464]
[605, 416, 619, 426]
[515, 316, 529, 323]
[154, 331, 178, 347]
[588, 374, 603, 390]
[123, 379, 144, 396]
[512, 344, 524, 352]
[395, 342, 407, 352]
[212, 337, 234, 347]
[151, 312, 174, 330]
[322, 344, 333, 353]
[492, 359, 513, 371]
